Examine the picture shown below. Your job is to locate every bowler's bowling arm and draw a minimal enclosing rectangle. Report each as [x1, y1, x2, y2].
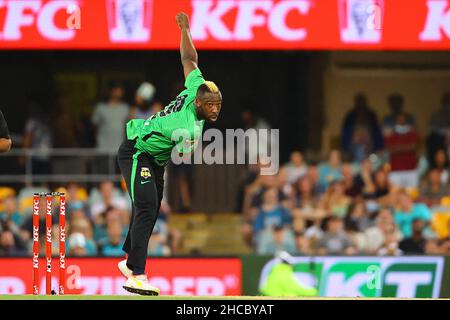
[177, 13, 198, 79]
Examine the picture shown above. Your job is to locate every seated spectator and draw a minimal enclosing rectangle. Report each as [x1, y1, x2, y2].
[0, 229, 27, 256]
[90, 181, 130, 219]
[67, 232, 88, 257]
[243, 173, 287, 221]
[65, 182, 91, 218]
[363, 167, 390, 201]
[147, 221, 171, 257]
[0, 196, 23, 227]
[344, 201, 373, 232]
[306, 165, 324, 194]
[345, 159, 373, 198]
[318, 150, 343, 191]
[394, 190, 432, 238]
[399, 219, 428, 255]
[283, 151, 308, 184]
[70, 217, 97, 256]
[317, 217, 356, 255]
[420, 169, 450, 206]
[377, 230, 402, 256]
[319, 181, 351, 218]
[98, 220, 125, 257]
[341, 93, 384, 162]
[129, 82, 157, 120]
[385, 113, 420, 188]
[341, 162, 359, 197]
[257, 225, 296, 255]
[382, 93, 415, 136]
[292, 176, 323, 221]
[364, 207, 402, 254]
[427, 92, 450, 159]
[294, 231, 311, 255]
[94, 207, 127, 242]
[246, 188, 292, 247]
[430, 149, 449, 185]
[277, 167, 294, 207]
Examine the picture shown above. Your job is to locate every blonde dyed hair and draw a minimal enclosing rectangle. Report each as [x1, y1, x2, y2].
[204, 81, 220, 93]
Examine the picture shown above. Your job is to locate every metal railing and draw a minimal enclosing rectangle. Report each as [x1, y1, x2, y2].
[0, 148, 121, 185]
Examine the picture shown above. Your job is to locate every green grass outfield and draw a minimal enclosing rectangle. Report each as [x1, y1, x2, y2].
[0, 295, 444, 300]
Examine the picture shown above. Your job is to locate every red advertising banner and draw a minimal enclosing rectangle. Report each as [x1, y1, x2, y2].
[0, 0, 449, 50]
[0, 258, 242, 296]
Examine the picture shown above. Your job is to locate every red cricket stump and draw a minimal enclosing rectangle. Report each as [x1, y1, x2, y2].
[32, 194, 40, 295]
[45, 194, 52, 295]
[59, 193, 66, 295]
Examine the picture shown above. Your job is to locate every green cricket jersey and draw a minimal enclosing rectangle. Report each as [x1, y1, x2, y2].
[125, 68, 206, 166]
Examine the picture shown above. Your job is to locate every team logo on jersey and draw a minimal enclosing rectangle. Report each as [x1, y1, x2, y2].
[140, 167, 151, 179]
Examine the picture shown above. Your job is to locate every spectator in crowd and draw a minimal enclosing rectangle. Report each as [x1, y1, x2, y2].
[91, 83, 129, 173]
[341, 93, 384, 162]
[277, 167, 293, 205]
[94, 207, 127, 243]
[67, 232, 88, 257]
[307, 164, 323, 194]
[344, 201, 373, 232]
[341, 162, 359, 197]
[283, 151, 308, 184]
[319, 181, 351, 219]
[129, 82, 156, 120]
[363, 167, 391, 201]
[22, 103, 52, 174]
[385, 113, 420, 188]
[0, 195, 23, 227]
[65, 183, 91, 219]
[344, 159, 375, 198]
[0, 229, 27, 256]
[257, 224, 296, 255]
[294, 232, 311, 255]
[90, 181, 129, 221]
[98, 220, 125, 257]
[429, 149, 449, 185]
[292, 176, 323, 222]
[420, 169, 450, 206]
[317, 217, 356, 255]
[70, 217, 97, 256]
[377, 230, 402, 256]
[318, 149, 343, 191]
[364, 207, 402, 254]
[245, 187, 292, 248]
[394, 190, 432, 238]
[147, 219, 171, 256]
[428, 92, 450, 157]
[382, 94, 415, 136]
[243, 173, 286, 221]
[399, 219, 428, 255]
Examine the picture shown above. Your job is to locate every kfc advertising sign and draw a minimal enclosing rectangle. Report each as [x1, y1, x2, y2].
[0, 258, 242, 295]
[0, 0, 449, 49]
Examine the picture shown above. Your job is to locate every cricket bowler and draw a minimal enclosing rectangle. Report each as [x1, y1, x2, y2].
[116, 12, 222, 295]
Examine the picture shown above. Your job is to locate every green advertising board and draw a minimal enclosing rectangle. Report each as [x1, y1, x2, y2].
[257, 256, 445, 298]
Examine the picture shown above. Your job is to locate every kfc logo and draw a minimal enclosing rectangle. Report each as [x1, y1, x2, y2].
[190, 0, 312, 41]
[106, 0, 153, 43]
[339, 0, 384, 43]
